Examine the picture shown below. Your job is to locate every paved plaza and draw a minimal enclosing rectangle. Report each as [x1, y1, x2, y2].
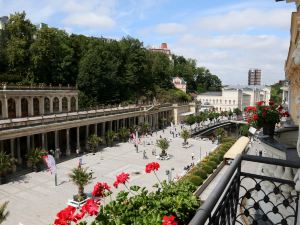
[0, 125, 217, 225]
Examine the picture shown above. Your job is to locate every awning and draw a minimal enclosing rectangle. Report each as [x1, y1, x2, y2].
[180, 112, 194, 116]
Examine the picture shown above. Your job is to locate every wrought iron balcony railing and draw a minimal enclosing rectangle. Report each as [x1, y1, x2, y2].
[189, 154, 300, 225]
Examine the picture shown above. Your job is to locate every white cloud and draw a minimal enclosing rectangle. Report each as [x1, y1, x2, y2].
[196, 8, 291, 31]
[63, 12, 115, 28]
[154, 23, 186, 35]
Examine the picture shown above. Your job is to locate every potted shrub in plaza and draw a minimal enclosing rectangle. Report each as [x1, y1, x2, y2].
[105, 130, 116, 147]
[0, 151, 12, 184]
[156, 138, 169, 157]
[118, 127, 129, 142]
[69, 166, 92, 202]
[88, 134, 102, 154]
[180, 129, 190, 146]
[245, 99, 289, 137]
[26, 148, 46, 172]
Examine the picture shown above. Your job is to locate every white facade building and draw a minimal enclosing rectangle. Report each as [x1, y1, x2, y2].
[197, 85, 271, 112]
[172, 77, 187, 93]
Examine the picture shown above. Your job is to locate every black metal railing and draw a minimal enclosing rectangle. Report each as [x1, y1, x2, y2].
[189, 154, 300, 225]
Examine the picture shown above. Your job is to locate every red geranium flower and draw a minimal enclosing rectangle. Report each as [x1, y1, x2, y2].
[278, 105, 283, 111]
[113, 172, 130, 188]
[81, 199, 100, 216]
[162, 215, 178, 225]
[246, 118, 252, 123]
[262, 112, 267, 117]
[145, 162, 160, 173]
[54, 206, 76, 225]
[256, 101, 264, 106]
[253, 114, 259, 121]
[92, 182, 111, 198]
[269, 99, 274, 106]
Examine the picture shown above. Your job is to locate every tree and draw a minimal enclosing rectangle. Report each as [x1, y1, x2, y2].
[215, 128, 226, 143]
[233, 108, 242, 116]
[139, 123, 150, 134]
[69, 167, 92, 200]
[5, 12, 36, 79]
[118, 127, 129, 142]
[0, 201, 9, 224]
[185, 115, 196, 128]
[180, 130, 190, 145]
[239, 124, 250, 137]
[271, 83, 283, 104]
[88, 134, 102, 153]
[0, 152, 12, 184]
[156, 138, 169, 156]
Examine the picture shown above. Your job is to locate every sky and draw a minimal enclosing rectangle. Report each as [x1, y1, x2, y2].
[0, 0, 296, 85]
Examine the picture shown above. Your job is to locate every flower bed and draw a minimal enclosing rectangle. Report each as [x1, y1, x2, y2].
[179, 138, 236, 189]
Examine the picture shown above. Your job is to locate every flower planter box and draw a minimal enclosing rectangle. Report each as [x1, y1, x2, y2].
[67, 197, 89, 209]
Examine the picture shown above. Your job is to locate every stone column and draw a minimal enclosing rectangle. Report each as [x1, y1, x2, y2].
[133, 117, 136, 126]
[123, 118, 126, 127]
[27, 136, 31, 153]
[16, 97, 21, 118]
[39, 97, 44, 115]
[75, 96, 79, 111]
[17, 138, 21, 164]
[95, 124, 98, 135]
[59, 97, 63, 113]
[66, 128, 71, 156]
[76, 127, 80, 151]
[50, 97, 53, 113]
[116, 120, 119, 131]
[10, 139, 15, 157]
[67, 97, 71, 112]
[55, 131, 60, 159]
[2, 97, 8, 118]
[28, 97, 34, 116]
[85, 125, 89, 150]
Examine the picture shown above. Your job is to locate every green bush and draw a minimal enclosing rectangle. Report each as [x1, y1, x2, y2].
[201, 164, 213, 174]
[192, 168, 207, 180]
[206, 160, 217, 169]
[188, 175, 203, 186]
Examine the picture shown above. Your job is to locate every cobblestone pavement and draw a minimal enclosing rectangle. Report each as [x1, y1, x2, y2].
[0, 125, 217, 225]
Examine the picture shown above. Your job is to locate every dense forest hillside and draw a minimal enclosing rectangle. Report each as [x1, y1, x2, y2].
[0, 12, 222, 107]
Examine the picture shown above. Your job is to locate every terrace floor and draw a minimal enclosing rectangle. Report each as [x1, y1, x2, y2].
[0, 125, 217, 225]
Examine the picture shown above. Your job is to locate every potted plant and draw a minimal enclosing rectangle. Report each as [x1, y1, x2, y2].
[69, 166, 92, 202]
[180, 129, 190, 145]
[156, 138, 169, 157]
[10, 157, 17, 173]
[118, 127, 129, 142]
[88, 134, 102, 154]
[105, 130, 116, 147]
[0, 152, 12, 185]
[245, 99, 289, 137]
[26, 148, 46, 172]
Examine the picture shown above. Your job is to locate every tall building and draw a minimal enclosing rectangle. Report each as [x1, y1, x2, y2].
[0, 16, 8, 30]
[248, 69, 261, 85]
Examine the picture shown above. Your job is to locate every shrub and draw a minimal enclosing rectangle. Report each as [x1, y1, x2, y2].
[201, 164, 213, 174]
[206, 160, 217, 169]
[188, 175, 203, 186]
[192, 168, 207, 180]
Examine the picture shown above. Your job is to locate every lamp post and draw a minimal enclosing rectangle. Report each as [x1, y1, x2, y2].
[199, 146, 202, 161]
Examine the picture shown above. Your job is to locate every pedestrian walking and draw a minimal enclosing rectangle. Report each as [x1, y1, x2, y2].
[143, 150, 146, 159]
[191, 152, 195, 161]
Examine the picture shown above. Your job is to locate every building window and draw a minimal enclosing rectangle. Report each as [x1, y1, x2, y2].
[229, 100, 231, 104]
[213, 100, 215, 104]
[33, 97, 40, 116]
[62, 97, 68, 112]
[220, 100, 222, 103]
[233, 100, 236, 105]
[8, 98, 16, 118]
[53, 97, 59, 113]
[44, 97, 50, 114]
[21, 98, 28, 117]
[216, 99, 218, 103]
[225, 100, 227, 104]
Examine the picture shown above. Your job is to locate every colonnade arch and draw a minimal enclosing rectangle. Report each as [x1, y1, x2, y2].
[8, 98, 16, 119]
[33, 98, 39, 116]
[21, 98, 28, 117]
[44, 97, 50, 114]
[53, 97, 59, 113]
[62, 97, 68, 112]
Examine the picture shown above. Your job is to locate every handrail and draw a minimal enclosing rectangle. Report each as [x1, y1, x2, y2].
[188, 154, 300, 225]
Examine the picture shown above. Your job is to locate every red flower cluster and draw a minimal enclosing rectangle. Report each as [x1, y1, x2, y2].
[162, 215, 178, 225]
[269, 99, 274, 106]
[245, 106, 257, 113]
[145, 162, 160, 173]
[54, 206, 76, 225]
[256, 101, 264, 106]
[92, 182, 111, 198]
[252, 114, 259, 121]
[54, 199, 101, 224]
[113, 172, 130, 188]
[81, 199, 100, 216]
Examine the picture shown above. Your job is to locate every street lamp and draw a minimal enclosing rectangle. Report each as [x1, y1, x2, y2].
[199, 146, 202, 160]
